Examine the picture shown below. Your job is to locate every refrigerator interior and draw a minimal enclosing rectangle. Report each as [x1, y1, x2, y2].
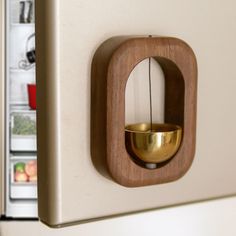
[5, 0, 37, 218]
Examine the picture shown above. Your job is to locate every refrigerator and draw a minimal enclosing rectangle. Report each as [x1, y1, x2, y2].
[0, 0, 236, 232]
[3, 0, 37, 218]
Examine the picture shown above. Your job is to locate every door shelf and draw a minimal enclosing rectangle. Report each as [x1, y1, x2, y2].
[10, 111, 37, 151]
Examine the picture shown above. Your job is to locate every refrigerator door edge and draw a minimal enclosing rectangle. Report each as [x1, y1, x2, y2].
[35, 0, 62, 226]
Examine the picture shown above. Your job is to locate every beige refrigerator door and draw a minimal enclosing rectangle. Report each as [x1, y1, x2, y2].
[35, 0, 236, 227]
[0, 0, 5, 216]
[1, 197, 236, 235]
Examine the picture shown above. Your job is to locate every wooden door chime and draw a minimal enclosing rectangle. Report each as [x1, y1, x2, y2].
[91, 36, 197, 187]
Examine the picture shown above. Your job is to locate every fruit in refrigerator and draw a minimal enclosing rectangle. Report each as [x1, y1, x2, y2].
[29, 175, 37, 182]
[14, 172, 28, 182]
[25, 160, 37, 176]
[14, 162, 25, 173]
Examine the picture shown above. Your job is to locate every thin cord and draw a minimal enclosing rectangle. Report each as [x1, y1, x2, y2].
[148, 57, 153, 132]
[148, 35, 153, 132]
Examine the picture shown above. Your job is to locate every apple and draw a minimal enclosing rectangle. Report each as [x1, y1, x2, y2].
[29, 175, 37, 182]
[25, 160, 37, 177]
[15, 172, 28, 182]
[14, 162, 25, 173]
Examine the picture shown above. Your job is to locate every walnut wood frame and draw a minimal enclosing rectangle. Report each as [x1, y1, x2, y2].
[91, 36, 197, 187]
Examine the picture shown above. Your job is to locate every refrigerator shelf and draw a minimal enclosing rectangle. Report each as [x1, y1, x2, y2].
[10, 67, 35, 73]
[10, 103, 31, 108]
[10, 154, 37, 161]
[11, 182, 36, 186]
[10, 106, 33, 113]
[10, 0, 35, 2]
[10, 105, 35, 112]
[11, 23, 35, 27]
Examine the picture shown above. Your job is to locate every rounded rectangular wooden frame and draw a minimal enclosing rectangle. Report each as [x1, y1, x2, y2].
[91, 36, 197, 187]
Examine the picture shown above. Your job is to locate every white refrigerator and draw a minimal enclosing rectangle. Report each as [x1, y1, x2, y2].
[3, 0, 37, 218]
[0, 0, 236, 232]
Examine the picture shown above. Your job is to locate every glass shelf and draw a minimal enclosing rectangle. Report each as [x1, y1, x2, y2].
[11, 23, 35, 27]
[10, 154, 37, 160]
[10, 67, 35, 73]
[10, 105, 36, 112]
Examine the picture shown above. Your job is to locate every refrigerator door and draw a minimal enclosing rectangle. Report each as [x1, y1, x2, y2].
[1, 197, 236, 235]
[36, 0, 236, 227]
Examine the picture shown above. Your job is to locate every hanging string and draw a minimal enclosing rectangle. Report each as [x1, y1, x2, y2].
[148, 35, 153, 132]
[148, 57, 153, 132]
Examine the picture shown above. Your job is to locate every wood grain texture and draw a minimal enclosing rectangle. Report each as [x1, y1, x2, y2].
[91, 36, 197, 187]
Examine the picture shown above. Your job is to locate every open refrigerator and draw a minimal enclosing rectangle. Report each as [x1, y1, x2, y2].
[5, 0, 37, 218]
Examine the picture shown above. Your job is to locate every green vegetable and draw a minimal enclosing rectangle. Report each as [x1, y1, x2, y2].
[14, 162, 25, 173]
[12, 115, 36, 135]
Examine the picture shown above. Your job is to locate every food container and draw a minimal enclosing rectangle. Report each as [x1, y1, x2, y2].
[10, 155, 37, 199]
[10, 110, 37, 151]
